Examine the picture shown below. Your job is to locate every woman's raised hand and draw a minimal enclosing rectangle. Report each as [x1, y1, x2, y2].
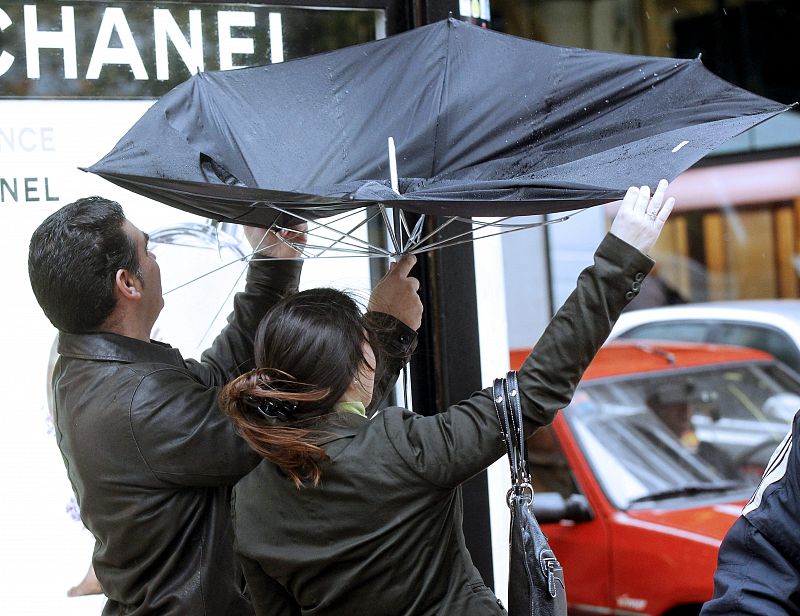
[368, 254, 423, 330]
[609, 179, 675, 255]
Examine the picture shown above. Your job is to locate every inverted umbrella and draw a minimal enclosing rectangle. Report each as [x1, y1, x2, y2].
[87, 17, 791, 257]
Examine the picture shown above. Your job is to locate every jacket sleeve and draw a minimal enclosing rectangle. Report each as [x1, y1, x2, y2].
[383, 233, 654, 489]
[238, 554, 302, 616]
[130, 367, 262, 486]
[364, 311, 417, 416]
[185, 258, 302, 386]
[700, 516, 800, 615]
[701, 414, 800, 615]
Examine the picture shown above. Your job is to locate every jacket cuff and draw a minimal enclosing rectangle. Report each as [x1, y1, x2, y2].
[599, 233, 655, 305]
[246, 257, 302, 293]
[364, 311, 418, 357]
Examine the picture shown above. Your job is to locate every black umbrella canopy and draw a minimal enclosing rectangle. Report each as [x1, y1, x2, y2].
[87, 17, 789, 233]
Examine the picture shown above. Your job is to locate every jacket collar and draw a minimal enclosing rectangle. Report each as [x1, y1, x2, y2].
[57, 331, 185, 368]
[314, 411, 368, 446]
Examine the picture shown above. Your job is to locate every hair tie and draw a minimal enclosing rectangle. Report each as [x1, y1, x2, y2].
[243, 395, 298, 422]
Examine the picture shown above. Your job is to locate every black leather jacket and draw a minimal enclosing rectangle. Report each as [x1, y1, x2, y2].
[52, 257, 415, 615]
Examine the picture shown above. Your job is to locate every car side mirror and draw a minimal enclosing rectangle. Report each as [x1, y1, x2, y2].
[534, 492, 593, 524]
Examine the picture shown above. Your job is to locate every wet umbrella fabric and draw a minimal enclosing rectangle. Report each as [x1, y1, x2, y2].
[87, 17, 789, 229]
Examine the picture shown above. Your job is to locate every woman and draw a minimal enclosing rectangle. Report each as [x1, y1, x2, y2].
[221, 182, 674, 615]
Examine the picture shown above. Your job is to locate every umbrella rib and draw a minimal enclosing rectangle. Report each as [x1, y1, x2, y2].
[313, 210, 382, 258]
[289, 244, 389, 257]
[405, 216, 459, 252]
[275, 222, 380, 255]
[450, 215, 570, 228]
[250, 252, 392, 261]
[267, 234, 388, 258]
[311, 205, 373, 226]
[163, 224, 282, 295]
[196, 255, 250, 348]
[407, 214, 426, 247]
[409, 214, 572, 253]
[270, 205, 394, 256]
[410, 216, 514, 252]
[408, 218, 569, 254]
[398, 209, 413, 250]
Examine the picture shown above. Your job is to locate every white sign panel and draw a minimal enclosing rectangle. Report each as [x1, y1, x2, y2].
[0, 87, 372, 616]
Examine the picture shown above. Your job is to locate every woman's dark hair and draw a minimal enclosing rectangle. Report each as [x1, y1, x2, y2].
[28, 196, 140, 333]
[220, 288, 373, 488]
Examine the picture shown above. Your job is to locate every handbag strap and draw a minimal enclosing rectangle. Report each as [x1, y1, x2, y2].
[493, 370, 532, 493]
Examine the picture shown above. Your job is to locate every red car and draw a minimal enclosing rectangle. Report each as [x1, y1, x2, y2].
[509, 341, 799, 616]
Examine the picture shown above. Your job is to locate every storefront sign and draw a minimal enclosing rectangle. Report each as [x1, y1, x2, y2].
[0, 1, 381, 97]
[1, 7, 381, 611]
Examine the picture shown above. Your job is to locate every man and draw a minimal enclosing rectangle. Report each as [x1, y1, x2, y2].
[701, 413, 800, 615]
[646, 381, 700, 450]
[28, 196, 421, 615]
[646, 381, 734, 476]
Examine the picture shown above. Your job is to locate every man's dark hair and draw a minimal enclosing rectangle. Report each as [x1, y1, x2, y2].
[28, 196, 141, 333]
[646, 380, 696, 410]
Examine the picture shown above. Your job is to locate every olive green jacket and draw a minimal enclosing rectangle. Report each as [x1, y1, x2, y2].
[231, 233, 654, 616]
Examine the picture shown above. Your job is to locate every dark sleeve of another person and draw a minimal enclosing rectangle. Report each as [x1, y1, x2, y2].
[701, 415, 800, 616]
[238, 554, 302, 616]
[364, 311, 417, 416]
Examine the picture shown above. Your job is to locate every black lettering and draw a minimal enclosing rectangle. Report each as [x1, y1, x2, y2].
[45, 176, 59, 201]
[24, 176, 39, 201]
[0, 178, 19, 203]
[0, 177, 17, 202]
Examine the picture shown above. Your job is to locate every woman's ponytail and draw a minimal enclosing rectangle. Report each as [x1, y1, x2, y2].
[220, 368, 332, 488]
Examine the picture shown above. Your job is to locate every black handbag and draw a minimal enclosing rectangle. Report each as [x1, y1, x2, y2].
[493, 370, 567, 616]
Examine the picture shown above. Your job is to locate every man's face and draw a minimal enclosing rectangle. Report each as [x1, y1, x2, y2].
[122, 219, 164, 327]
[653, 403, 692, 437]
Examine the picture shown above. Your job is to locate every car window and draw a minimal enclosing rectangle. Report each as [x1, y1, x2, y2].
[565, 397, 724, 508]
[713, 323, 800, 372]
[588, 364, 798, 423]
[619, 321, 710, 342]
[527, 427, 580, 499]
[566, 361, 800, 506]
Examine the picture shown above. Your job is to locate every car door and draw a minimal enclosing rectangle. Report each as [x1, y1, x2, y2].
[530, 422, 615, 614]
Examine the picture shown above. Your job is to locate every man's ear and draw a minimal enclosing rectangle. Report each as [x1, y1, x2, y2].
[114, 269, 142, 301]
